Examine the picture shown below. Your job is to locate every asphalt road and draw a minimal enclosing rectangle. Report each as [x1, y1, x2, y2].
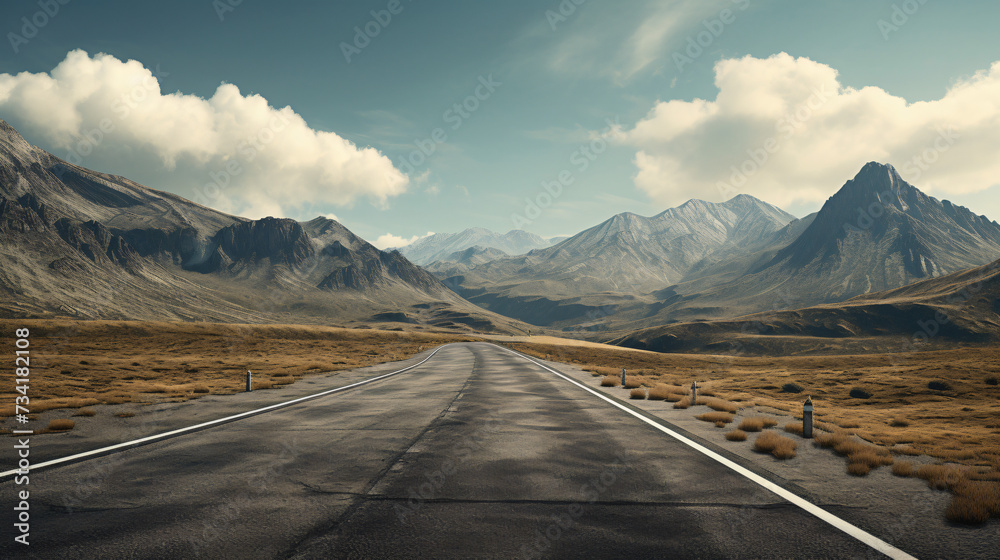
[4, 343, 888, 559]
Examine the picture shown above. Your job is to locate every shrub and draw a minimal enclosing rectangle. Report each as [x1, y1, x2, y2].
[784, 422, 804, 436]
[916, 464, 966, 490]
[928, 381, 951, 391]
[664, 393, 685, 403]
[726, 430, 747, 442]
[629, 388, 647, 400]
[986, 376, 999, 386]
[848, 462, 871, 476]
[673, 398, 690, 410]
[946, 480, 1000, 524]
[849, 388, 872, 399]
[892, 461, 914, 477]
[889, 417, 910, 427]
[192, 385, 211, 394]
[647, 385, 670, 400]
[781, 383, 804, 394]
[738, 417, 778, 432]
[753, 432, 797, 459]
[47, 419, 75, 431]
[696, 411, 734, 424]
[623, 377, 643, 389]
[73, 408, 96, 417]
[700, 397, 739, 413]
[600, 375, 618, 387]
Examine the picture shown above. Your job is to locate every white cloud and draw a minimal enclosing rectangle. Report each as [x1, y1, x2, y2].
[372, 231, 434, 250]
[0, 50, 409, 217]
[625, 53, 1000, 209]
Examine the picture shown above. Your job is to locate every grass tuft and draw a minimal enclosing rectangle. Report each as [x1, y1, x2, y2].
[946, 480, 1000, 525]
[623, 376, 643, 389]
[753, 431, 798, 460]
[47, 419, 75, 431]
[738, 417, 778, 432]
[73, 408, 96, 417]
[696, 411, 734, 424]
[784, 422, 804, 436]
[600, 375, 619, 387]
[780, 383, 804, 393]
[889, 417, 910, 427]
[928, 381, 951, 391]
[673, 398, 690, 410]
[892, 461, 914, 477]
[629, 388, 647, 400]
[726, 429, 748, 442]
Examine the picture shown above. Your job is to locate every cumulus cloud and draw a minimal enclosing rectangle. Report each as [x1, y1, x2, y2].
[0, 50, 409, 217]
[372, 232, 434, 250]
[625, 53, 1000, 209]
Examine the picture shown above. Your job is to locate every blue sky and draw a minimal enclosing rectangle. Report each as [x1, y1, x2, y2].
[2, 0, 999, 246]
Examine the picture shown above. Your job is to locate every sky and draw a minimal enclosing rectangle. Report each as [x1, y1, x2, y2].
[1, 0, 999, 248]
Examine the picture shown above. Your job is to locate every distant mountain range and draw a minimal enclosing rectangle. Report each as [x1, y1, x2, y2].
[0, 120, 525, 333]
[613, 256, 1000, 355]
[396, 228, 557, 266]
[430, 163, 1000, 332]
[4, 115, 999, 354]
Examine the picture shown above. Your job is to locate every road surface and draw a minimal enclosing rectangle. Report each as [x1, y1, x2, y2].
[4, 343, 892, 559]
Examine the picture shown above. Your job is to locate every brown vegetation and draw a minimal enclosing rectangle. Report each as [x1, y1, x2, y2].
[696, 411, 734, 425]
[0, 319, 472, 417]
[753, 432, 797, 460]
[738, 417, 778, 432]
[725, 429, 747, 442]
[629, 388, 646, 400]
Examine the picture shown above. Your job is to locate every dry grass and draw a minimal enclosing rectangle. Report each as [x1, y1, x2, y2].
[72, 408, 96, 417]
[889, 417, 910, 427]
[647, 384, 671, 400]
[47, 419, 75, 431]
[623, 376, 643, 389]
[726, 429, 748, 442]
[814, 432, 894, 475]
[629, 388, 647, 400]
[503, 341, 1000, 482]
[673, 398, 690, 410]
[699, 397, 740, 413]
[696, 411, 734, 425]
[753, 431, 798, 460]
[947, 480, 1000, 524]
[892, 461, 914, 477]
[784, 422, 804, 436]
[600, 375, 619, 387]
[738, 417, 778, 432]
[0, 319, 472, 416]
[115, 412, 135, 418]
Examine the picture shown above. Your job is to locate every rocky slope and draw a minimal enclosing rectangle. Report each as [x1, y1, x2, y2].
[0, 120, 525, 333]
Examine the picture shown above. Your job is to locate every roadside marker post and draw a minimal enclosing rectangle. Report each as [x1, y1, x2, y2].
[691, 381, 697, 405]
[246, 370, 252, 392]
[803, 398, 814, 438]
[621, 368, 626, 387]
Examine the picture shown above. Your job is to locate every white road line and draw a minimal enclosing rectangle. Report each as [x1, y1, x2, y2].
[498, 344, 918, 560]
[1, 345, 448, 480]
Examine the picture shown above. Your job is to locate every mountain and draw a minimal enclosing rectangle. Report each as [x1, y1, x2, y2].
[0, 120, 526, 333]
[639, 162, 1000, 323]
[397, 228, 554, 266]
[434, 195, 798, 326]
[611, 256, 1000, 356]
